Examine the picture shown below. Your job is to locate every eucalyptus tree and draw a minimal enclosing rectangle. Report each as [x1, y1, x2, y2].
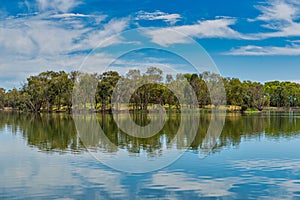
[141, 67, 163, 111]
[225, 78, 244, 106]
[0, 88, 5, 109]
[126, 69, 142, 110]
[163, 74, 177, 109]
[243, 81, 267, 110]
[96, 71, 121, 112]
[5, 88, 20, 109]
[23, 74, 49, 112]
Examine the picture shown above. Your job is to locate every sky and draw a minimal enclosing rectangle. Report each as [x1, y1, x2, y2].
[1, 0, 300, 89]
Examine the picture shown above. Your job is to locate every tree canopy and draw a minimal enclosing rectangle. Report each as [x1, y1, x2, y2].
[0, 68, 299, 112]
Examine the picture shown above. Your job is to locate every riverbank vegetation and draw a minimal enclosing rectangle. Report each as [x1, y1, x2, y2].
[0, 68, 299, 113]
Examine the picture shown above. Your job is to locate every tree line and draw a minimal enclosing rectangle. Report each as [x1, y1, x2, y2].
[0, 67, 299, 112]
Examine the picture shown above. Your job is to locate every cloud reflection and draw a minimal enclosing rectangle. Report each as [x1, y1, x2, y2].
[146, 172, 237, 198]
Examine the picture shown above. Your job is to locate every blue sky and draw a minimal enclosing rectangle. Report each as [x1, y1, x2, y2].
[1, 0, 300, 89]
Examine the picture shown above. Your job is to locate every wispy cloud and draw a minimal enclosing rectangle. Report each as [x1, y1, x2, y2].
[0, 0, 130, 88]
[140, 0, 300, 48]
[251, 0, 300, 38]
[255, 0, 298, 23]
[143, 18, 251, 46]
[50, 13, 90, 18]
[0, 2, 128, 56]
[2, 0, 300, 88]
[226, 41, 300, 56]
[136, 10, 182, 25]
[36, 0, 82, 13]
[222, 0, 300, 56]
[71, 18, 129, 51]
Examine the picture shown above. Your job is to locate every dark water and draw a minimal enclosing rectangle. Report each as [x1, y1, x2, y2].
[1, 112, 300, 199]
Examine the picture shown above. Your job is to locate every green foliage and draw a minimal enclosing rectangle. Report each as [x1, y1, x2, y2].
[96, 71, 121, 111]
[265, 81, 300, 107]
[0, 68, 300, 112]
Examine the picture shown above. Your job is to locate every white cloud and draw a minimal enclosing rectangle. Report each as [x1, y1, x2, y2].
[255, 1, 298, 23]
[50, 13, 107, 25]
[71, 18, 129, 51]
[226, 43, 300, 56]
[0, 9, 129, 88]
[136, 10, 182, 25]
[252, 0, 300, 38]
[143, 18, 250, 46]
[36, 0, 82, 13]
[50, 13, 91, 18]
[176, 18, 244, 38]
[143, 28, 191, 46]
[223, 1, 300, 56]
[0, 15, 86, 56]
[0, 50, 116, 89]
[258, 22, 300, 38]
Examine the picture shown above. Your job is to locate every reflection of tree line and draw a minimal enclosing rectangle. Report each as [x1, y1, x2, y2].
[212, 113, 300, 152]
[0, 112, 83, 153]
[1, 112, 300, 154]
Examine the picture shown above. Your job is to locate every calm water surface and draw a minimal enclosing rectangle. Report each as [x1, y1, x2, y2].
[1, 112, 300, 199]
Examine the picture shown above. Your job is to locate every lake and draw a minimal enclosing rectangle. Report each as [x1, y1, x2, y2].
[1, 112, 300, 199]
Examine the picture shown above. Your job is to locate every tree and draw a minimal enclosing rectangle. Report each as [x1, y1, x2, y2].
[23, 75, 48, 112]
[188, 74, 209, 108]
[139, 67, 163, 111]
[1, 68, 300, 113]
[202, 72, 225, 106]
[5, 88, 20, 109]
[225, 78, 244, 106]
[243, 81, 268, 110]
[96, 71, 121, 112]
[0, 88, 5, 109]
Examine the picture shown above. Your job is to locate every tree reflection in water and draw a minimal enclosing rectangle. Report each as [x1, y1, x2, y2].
[1, 112, 300, 155]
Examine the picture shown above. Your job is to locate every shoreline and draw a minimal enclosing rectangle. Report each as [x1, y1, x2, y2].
[1, 106, 300, 114]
